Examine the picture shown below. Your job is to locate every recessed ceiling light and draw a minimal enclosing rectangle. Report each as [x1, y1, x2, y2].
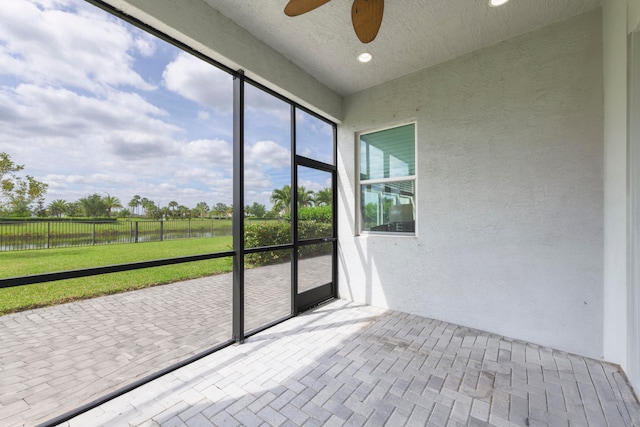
[489, 0, 510, 6]
[357, 52, 373, 63]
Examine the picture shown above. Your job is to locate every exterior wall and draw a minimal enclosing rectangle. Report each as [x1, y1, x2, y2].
[338, 10, 604, 358]
[603, 0, 630, 377]
[104, 0, 343, 122]
[604, 0, 640, 396]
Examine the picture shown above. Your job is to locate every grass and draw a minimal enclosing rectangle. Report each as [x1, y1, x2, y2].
[0, 218, 233, 249]
[0, 237, 233, 315]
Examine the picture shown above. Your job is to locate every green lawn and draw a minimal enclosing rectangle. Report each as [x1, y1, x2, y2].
[0, 237, 233, 315]
[0, 218, 233, 248]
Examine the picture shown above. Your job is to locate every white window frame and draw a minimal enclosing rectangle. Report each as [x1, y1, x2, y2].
[356, 121, 417, 236]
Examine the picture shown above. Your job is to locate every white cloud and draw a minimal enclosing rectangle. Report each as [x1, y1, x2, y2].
[134, 33, 156, 57]
[163, 52, 233, 114]
[182, 139, 232, 166]
[0, 0, 155, 93]
[0, 84, 176, 149]
[245, 140, 290, 170]
[245, 84, 291, 122]
[0, 0, 300, 211]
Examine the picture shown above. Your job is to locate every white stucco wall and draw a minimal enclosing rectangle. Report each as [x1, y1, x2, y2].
[338, 9, 604, 358]
[604, 0, 640, 396]
[104, 0, 343, 122]
[603, 0, 630, 374]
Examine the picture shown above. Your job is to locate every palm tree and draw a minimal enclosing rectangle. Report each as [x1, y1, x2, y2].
[313, 188, 332, 206]
[168, 200, 179, 218]
[194, 201, 209, 218]
[160, 206, 171, 219]
[103, 195, 122, 218]
[128, 195, 141, 216]
[140, 197, 149, 216]
[48, 199, 68, 217]
[178, 205, 190, 218]
[297, 186, 314, 208]
[271, 185, 292, 215]
[142, 200, 157, 218]
[146, 203, 160, 219]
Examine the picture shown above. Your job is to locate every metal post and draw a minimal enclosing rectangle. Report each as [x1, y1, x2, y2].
[290, 104, 298, 316]
[232, 69, 245, 344]
[92, 223, 95, 246]
[47, 222, 50, 249]
[160, 221, 164, 242]
[332, 124, 339, 299]
[135, 221, 139, 243]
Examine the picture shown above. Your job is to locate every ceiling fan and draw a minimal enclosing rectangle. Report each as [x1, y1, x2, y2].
[284, 0, 384, 44]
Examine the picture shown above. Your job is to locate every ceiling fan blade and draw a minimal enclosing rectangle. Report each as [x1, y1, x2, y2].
[284, 0, 331, 17]
[351, 0, 384, 43]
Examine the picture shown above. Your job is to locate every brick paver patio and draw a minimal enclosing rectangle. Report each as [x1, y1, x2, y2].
[56, 300, 640, 427]
[0, 255, 331, 427]
[2, 253, 640, 426]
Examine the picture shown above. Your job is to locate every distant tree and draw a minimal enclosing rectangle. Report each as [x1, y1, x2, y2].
[35, 200, 47, 217]
[117, 209, 131, 218]
[79, 193, 107, 217]
[194, 201, 209, 218]
[313, 188, 332, 206]
[48, 199, 69, 217]
[66, 201, 82, 217]
[0, 152, 48, 217]
[160, 206, 171, 219]
[271, 185, 292, 215]
[212, 202, 228, 219]
[297, 186, 314, 208]
[128, 195, 141, 216]
[247, 202, 266, 218]
[140, 197, 150, 216]
[168, 201, 179, 218]
[103, 194, 122, 218]
[177, 205, 190, 218]
[144, 200, 160, 219]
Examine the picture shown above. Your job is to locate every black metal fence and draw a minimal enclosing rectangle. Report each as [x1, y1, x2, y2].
[0, 219, 231, 252]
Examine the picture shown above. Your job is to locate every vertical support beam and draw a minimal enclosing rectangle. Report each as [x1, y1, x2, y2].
[332, 124, 338, 299]
[603, 0, 629, 368]
[233, 70, 245, 344]
[291, 105, 298, 315]
[627, 30, 640, 393]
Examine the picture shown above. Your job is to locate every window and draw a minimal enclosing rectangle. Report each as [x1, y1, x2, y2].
[359, 123, 416, 234]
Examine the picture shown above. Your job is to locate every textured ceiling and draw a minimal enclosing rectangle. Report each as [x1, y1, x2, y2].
[201, 0, 601, 97]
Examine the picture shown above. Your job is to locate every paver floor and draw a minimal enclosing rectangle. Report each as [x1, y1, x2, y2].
[57, 299, 640, 427]
[0, 255, 331, 427]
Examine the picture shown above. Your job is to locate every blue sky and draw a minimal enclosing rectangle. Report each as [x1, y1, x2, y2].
[0, 0, 333, 211]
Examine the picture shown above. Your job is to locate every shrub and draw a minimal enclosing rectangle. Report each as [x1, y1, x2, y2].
[286, 205, 333, 223]
[244, 220, 333, 266]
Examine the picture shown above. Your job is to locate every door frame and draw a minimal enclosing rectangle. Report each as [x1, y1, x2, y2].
[293, 156, 338, 313]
